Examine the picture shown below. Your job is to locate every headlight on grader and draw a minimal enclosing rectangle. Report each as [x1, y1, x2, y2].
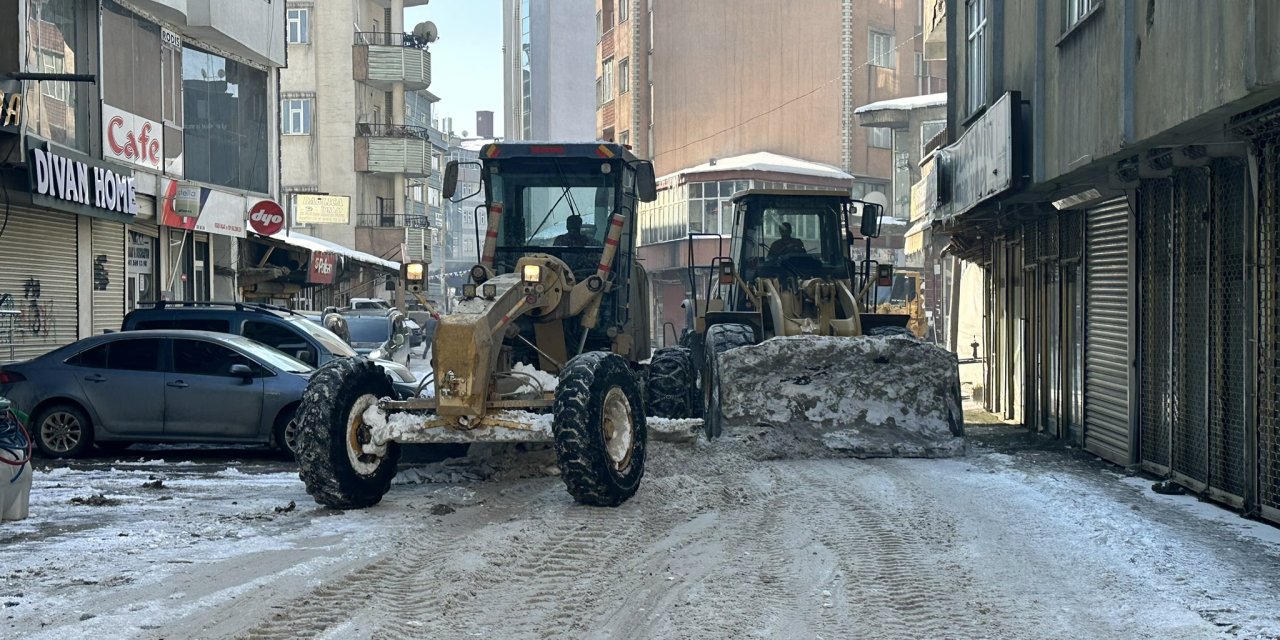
[522, 264, 542, 283]
[462, 284, 477, 299]
[482, 283, 497, 299]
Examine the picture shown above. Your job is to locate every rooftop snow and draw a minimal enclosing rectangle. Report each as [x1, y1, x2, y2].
[660, 151, 854, 182]
[853, 93, 948, 114]
[264, 231, 399, 271]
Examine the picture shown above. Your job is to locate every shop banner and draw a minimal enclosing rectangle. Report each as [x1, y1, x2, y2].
[159, 179, 247, 237]
[103, 104, 163, 172]
[127, 233, 153, 274]
[307, 251, 337, 284]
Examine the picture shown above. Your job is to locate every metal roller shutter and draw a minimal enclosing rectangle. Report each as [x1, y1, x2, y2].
[1083, 198, 1133, 465]
[0, 207, 80, 364]
[91, 219, 126, 337]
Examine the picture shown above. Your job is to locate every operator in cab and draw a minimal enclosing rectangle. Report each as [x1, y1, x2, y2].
[554, 214, 596, 247]
[768, 221, 806, 257]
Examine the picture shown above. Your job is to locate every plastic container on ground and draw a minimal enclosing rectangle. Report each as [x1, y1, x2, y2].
[0, 446, 31, 521]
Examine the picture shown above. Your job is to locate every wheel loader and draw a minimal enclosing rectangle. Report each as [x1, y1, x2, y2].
[293, 142, 661, 509]
[663, 189, 964, 455]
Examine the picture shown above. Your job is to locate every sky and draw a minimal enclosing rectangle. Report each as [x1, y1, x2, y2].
[406, 0, 505, 138]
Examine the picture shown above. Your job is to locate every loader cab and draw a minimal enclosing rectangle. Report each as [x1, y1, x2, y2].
[728, 190, 857, 297]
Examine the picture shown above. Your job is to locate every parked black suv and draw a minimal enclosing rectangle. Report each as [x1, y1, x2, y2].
[122, 301, 420, 397]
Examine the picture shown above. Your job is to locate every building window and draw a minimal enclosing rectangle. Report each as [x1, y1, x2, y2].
[869, 127, 893, 149]
[688, 181, 748, 235]
[619, 0, 630, 22]
[1064, 0, 1098, 29]
[27, 0, 89, 152]
[287, 8, 310, 44]
[618, 58, 630, 94]
[869, 31, 895, 68]
[183, 45, 270, 193]
[966, 0, 987, 114]
[602, 58, 614, 104]
[282, 98, 312, 134]
[920, 120, 946, 155]
[619, 130, 630, 147]
[427, 187, 441, 208]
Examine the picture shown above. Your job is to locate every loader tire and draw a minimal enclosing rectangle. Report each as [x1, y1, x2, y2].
[703, 323, 756, 439]
[646, 346, 699, 418]
[296, 357, 402, 510]
[553, 351, 647, 507]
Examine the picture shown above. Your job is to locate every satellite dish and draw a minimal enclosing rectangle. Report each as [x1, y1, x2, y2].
[412, 21, 439, 43]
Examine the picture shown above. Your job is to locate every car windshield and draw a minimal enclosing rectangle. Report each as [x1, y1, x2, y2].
[285, 316, 358, 356]
[223, 335, 313, 373]
[346, 317, 391, 344]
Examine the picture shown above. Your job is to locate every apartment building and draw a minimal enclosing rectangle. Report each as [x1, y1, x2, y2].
[503, 0, 597, 141]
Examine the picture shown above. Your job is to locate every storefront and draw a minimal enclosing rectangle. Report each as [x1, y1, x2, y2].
[155, 178, 245, 302]
[0, 141, 137, 364]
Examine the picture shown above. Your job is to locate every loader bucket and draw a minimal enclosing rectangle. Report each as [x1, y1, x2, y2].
[716, 335, 965, 457]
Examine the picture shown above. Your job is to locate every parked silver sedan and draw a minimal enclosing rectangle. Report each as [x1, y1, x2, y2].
[0, 330, 312, 458]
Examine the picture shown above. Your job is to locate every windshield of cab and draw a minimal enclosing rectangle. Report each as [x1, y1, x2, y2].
[739, 198, 847, 273]
[487, 158, 620, 258]
[286, 315, 358, 356]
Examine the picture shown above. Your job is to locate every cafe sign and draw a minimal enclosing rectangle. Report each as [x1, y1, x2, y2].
[29, 144, 137, 219]
[103, 104, 163, 172]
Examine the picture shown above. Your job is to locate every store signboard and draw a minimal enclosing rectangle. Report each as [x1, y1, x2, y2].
[158, 179, 247, 237]
[295, 194, 351, 224]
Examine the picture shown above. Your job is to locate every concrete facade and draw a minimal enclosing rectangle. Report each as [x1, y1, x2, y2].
[938, 0, 1280, 526]
[503, 0, 597, 141]
[279, 0, 436, 274]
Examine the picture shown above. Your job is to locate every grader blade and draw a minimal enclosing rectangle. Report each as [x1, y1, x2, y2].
[717, 335, 965, 457]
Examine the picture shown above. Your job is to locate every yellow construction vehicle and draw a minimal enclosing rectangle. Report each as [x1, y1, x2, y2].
[293, 142, 661, 508]
[680, 188, 963, 453]
[873, 267, 928, 339]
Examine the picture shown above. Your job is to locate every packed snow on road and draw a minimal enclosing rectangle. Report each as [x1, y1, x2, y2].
[3, 417, 1280, 640]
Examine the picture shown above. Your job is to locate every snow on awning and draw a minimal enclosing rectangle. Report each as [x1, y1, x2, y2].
[261, 231, 400, 272]
[658, 152, 854, 183]
[853, 93, 947, 115]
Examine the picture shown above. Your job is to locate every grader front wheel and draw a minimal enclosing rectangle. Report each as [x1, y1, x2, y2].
[295, 357, 402, 509]
[553, 351, 648, 507]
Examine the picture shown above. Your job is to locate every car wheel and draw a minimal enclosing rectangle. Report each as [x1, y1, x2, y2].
[273, 406, 300, 458]
[34, 403, 94, 458]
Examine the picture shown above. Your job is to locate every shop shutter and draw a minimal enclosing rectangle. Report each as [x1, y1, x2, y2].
[1083, 198, 1134, 465]
[91, 219, 127, 337]
[0, 207, 80, 364]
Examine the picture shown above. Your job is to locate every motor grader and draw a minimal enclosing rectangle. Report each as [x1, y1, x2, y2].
[293, 142, 660, 508]
[661, 188, 963, 446]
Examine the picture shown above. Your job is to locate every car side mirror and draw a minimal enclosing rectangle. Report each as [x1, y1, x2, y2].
[443, 161, 459, 199]
[229, 363, 254, 379]
[635, 161, 657, 203]
[859, 203, 885, 239]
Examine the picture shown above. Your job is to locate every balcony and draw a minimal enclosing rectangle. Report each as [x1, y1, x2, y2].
[353, 32, 432, 91]
[354, 123, 430, 176]
[356, 213, 432, 228]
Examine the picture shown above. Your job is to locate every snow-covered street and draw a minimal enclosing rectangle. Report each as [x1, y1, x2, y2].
[2, 417, 1279, 640]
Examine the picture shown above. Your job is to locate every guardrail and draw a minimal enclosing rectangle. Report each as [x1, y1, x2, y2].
[353, 31, 430, 50]
[355, 122, 429, 139]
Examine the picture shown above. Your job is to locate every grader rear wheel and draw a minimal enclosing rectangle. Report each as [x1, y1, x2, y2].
[296, 357, 402, 509]
[553, 351, 647, 507]
[702, 323, 756, 440]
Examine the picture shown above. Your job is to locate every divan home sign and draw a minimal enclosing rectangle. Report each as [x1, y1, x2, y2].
[29, 147, 137, 215]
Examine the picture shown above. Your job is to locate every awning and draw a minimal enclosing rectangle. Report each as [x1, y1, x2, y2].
[256, 231, 400, 272]
[904, 217, 932, 256]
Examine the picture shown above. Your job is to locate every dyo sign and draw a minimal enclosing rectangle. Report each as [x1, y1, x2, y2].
[248, 200, 286, 235]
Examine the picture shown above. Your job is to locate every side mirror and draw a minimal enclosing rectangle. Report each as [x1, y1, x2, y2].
[229, 363, 254, 379]
[442, 160, 459, 199]
[859, 203, 885, 239]
[635, 161, 657, 203]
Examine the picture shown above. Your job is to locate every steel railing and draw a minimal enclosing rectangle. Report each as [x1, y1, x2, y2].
[356, 214, 432, 228]
[355, 122, 429, 139]
[353, 31, 430, 50]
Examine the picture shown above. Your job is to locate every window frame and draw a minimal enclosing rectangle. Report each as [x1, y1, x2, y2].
[868, 127, 893, 149]
[282, 98, 313, 135]
[287, 7, 310, 44]
[602, 58, 615, 104]
[965, 0, 988, 116]
[869, 30, 896, 69]
[618, 58, 630, 94]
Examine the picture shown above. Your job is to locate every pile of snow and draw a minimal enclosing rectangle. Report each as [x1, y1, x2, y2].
[511, 362, 559, 395]
[718, 335, 965, 457]
[396, 443, 560, 484]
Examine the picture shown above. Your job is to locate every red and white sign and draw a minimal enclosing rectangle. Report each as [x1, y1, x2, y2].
[248, 200, 285, 235]
[158, 179, 247, 238]
[103, 104, 163, 172]
[307, 251, 337, 284]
